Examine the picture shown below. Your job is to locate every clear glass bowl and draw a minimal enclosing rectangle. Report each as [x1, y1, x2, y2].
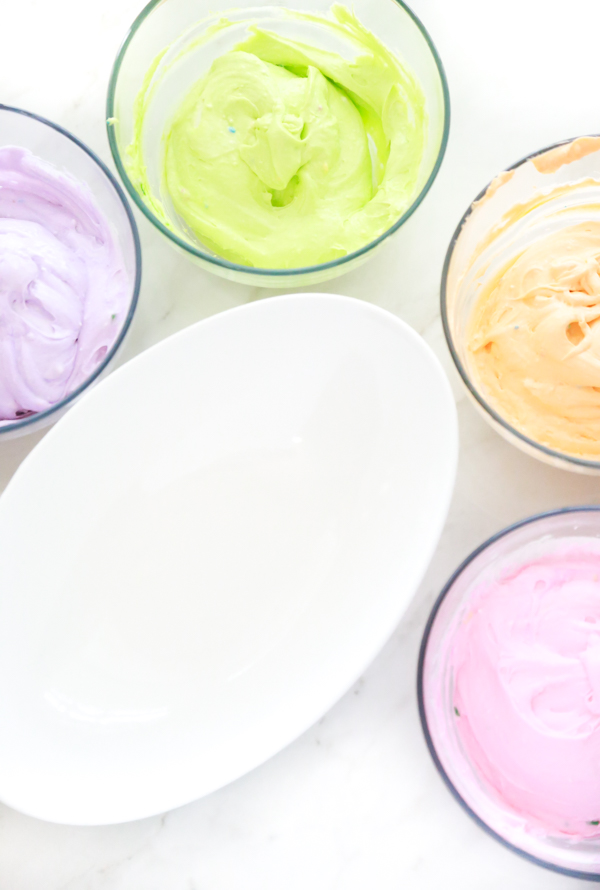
[106, 0, 449, 288]
[0, 105, 141, 440]
[418, 507, 600, 881]
[442, 135, 600, 474]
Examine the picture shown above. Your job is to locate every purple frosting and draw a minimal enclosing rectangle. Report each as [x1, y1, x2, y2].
[0, 146, 129, 422]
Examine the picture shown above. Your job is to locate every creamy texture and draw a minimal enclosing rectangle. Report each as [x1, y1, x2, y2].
[130, 5, 427, 268]
[532, 136, 600, 175]
[467, 222, 600, 457]
[451, 539, 600, 839]
[0, 146, 129, 422]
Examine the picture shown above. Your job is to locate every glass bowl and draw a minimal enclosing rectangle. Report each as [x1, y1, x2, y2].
[0, 105, 141, 440]
[442, 135, 600, 474]
[418, 507, 600, 881]
[106, 0, 449, 288]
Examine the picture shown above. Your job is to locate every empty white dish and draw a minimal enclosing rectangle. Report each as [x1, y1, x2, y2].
[0, 293, 457, 824]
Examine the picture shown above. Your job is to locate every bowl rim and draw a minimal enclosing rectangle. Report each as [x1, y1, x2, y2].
[440, 134, 600, 471]
[417, 505, 600, 882]
[0, 103, 142, 436]
[0, 290, 459, 824]
[105, 0, 451, 278]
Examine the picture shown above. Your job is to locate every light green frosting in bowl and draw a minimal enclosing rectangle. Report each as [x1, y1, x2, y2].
[129, 5, 427, 269]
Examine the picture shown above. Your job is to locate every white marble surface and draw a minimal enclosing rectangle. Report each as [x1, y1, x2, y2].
[2, 0, 600, 886]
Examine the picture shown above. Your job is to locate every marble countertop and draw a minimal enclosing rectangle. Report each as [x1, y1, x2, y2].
[2, 0, 600, 887]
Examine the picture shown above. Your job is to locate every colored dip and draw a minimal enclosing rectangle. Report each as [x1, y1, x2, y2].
[467, 221, 600, 458]
[451, 538, 600, 840]
[0, 146, 129, 422]
[128, 5, 427, 268]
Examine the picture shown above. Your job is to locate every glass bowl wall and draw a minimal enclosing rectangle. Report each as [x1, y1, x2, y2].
[419, 507, 600, 881]
[442, 136, 600, 474]
[0, 105, 141, 440]
[107, 0, 449, 287]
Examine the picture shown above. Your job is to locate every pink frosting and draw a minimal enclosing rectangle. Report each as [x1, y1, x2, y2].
[0, 146, 129, 422]
[452, 539, 600, 839]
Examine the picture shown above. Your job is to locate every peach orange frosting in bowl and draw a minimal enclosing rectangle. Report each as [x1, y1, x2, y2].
[420, 508, 600, 879]
[442, 135, 600, 471]
[467, 222, 600, 459]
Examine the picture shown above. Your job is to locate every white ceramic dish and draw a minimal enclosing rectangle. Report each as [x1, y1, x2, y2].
[0, 293, 457, 825]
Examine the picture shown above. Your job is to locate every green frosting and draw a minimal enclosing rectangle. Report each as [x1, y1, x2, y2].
[130, 5, 427, 269]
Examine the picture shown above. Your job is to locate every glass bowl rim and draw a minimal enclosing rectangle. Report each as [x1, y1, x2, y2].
[0, 103, 142, 437]
[417, 504, 600, 882]
[440, 134, 600, 471]
[105, 0, 451, 278]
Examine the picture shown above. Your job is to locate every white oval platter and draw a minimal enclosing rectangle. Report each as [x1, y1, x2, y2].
[0, 293, 457, 824]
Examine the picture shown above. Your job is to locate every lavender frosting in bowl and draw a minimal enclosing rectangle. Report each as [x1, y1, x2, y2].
[0, 106, 141, 438]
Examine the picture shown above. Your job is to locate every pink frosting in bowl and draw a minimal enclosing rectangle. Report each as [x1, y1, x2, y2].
[0, 105, 140, 437]
[419, 509, 600, 880]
